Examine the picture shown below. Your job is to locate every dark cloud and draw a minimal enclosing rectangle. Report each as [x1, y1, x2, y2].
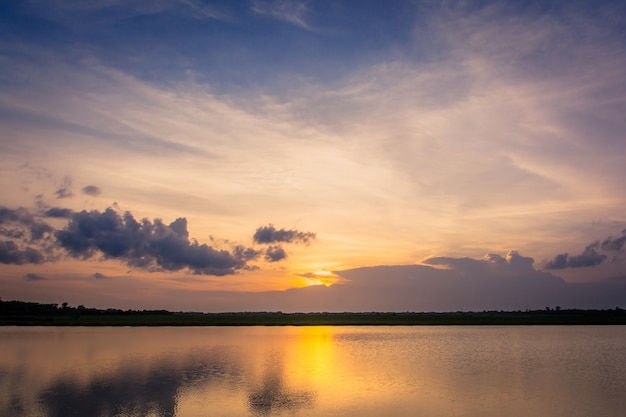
[0, 207, 22, 223]
[0, 241, 45, 264]
[253, 224, 316, 245]
[82, 185, 101, 196]
[91, 272, 109, 279]
[44, 207, 74, 218]
[55, 208, 256, 275]
[265, 245, 287, 262]
[0, 227, 25, 239]
[179, 251, 626, 312]
[24, 272, 47, 281]
[55, 176, 73, 199]
[545, 253, 569, 269]
[0, 205, 279, 271]
[425, 251, 544, 277]
[601, 229, 626, 252]
[0, 206, 54, 241]
[30, 222, 53, 240]
[567, 245, 606, 268]
[544, 231, 626, 269]
[233, 246, 262, 262]
[322, 257, 624, 312]
[0, 205, 310, 272]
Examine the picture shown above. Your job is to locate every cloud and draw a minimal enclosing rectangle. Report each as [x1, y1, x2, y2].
[162, 252, 625, 312]
[265, 245, 287, 262]
[321, 256, 624, 312]
[0, 207, 29, 224]
[82, 185, 101, 196]
[297, 271, 338, 286]
[567, 245, 607, 268]
[0, 241, 45, 264]
[233, 246, 262, 262]
[0, 207, 55, 264]
[44, 207, 74, 218]
[91, 272, 109, 279]
[544, 248, 606, 269]
[25, 0, 226, 29]
[545, 253, 568, 270]
[425, 250, 541, 277]
[55, 176, 73, 199]
[0, 228, 24, 239]
[2, 1, 625, 299]
[55, 208, 257, 275]
[251, 0, 311, 30]
[253, 224, 316, 245]
[0, 205, 300, 272]
[545, 230, 626, 269]
[601, 229, 626, 252]
[24, 272, 47, 281]
[0, 206, 53, 241]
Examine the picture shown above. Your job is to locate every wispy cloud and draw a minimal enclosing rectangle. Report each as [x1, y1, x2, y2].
[25, 0, 226, 27]
[2, 3, 625, 273]
[1, 1, 626, 308]
[24, 272, 47, 281]
[54, 176, 73, 199]
[251, 0, 311, 30]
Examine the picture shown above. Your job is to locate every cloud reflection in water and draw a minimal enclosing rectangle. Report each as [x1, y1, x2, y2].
[248, 357, 317, 416]
[35, 350, 245, 417]
[30, 345, 317, 417]
[39, 369, 180, 417]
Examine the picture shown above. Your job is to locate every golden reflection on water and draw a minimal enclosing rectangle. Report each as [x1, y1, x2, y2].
[1, 326, 626, 417]
[285, 326, 335, 390]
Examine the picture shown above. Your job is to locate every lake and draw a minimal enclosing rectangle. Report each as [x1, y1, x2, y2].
[1, 326, 625, 416]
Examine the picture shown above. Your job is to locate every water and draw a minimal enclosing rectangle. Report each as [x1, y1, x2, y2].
[1, 326, 625, 417]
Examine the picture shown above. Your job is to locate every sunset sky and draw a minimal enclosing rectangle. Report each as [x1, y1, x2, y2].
[1, 0, 625, 312]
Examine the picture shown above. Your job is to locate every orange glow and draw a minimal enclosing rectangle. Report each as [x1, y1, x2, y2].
[297, 270, 340, 287]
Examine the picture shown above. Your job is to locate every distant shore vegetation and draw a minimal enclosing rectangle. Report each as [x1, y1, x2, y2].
[1, 298, 625, 326]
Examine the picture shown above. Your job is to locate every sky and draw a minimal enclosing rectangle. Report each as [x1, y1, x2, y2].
[1, 0, 626, 312]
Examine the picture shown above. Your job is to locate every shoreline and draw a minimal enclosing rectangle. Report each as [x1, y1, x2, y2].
[3, 299, 625, 326]
[3, 311, 626, 326]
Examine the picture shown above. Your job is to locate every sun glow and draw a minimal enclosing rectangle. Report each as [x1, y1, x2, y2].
[299, 270, 339, 287]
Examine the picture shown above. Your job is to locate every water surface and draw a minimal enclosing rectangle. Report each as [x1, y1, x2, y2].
[1, 326, 625, 416]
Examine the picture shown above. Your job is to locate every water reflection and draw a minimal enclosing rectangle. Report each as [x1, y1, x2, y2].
[1, 327, 321, 417]
[248, 356, 316, 416]
[1, 326, 625, 417]
[32, 345, 248, 417]
[39, 360, 183, 417]
[34, 345, 262, 417]
[5, 393, 24, 417]
[36, 345, 316, 417]
[39, 372, 181, 417]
